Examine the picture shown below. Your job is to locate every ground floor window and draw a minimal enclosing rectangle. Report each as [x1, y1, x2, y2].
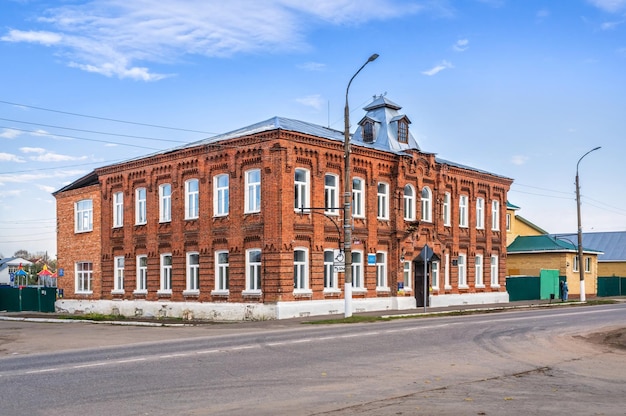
[76, 261, 93, 293]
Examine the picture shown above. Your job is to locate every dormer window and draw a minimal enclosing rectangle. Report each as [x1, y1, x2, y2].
[398, 119, 408, 144]
[363, 120, 374, 143]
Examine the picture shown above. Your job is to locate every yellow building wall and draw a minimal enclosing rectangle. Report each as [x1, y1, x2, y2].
[598, 262, 626, 277]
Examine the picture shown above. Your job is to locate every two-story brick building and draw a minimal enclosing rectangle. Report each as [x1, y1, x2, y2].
[54, 96, 513, 320]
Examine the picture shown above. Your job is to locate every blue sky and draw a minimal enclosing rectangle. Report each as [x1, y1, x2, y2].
[1, 0, 625, 258]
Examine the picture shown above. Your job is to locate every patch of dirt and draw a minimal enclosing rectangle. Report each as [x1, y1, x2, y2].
[582, 327, 626, 350]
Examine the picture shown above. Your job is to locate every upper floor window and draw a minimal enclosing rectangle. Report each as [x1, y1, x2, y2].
[443, 192, 451, 226]
[294, 168, 310, 212]
[245, 169, 261, 214]
[403, 184, 415, 221]
[476, 197, 485, 229]
[135, 188, 147, 225]
[491, 200, 500, 231]
[324, 174, 339, 215]
[506, 212, 511, 231]
[113, 192, 123, 228]
[246, 249, 262, 291]
[215, 251, 229, 291]
[214, 174, 229, 217]
[398, 120, 409, 144]
[377, 182, 389, 220]
[421, 187, 432, 222]
[185, 179, 199, 220]
[459, 195, 469, 228]
[293, 248, 309, 291]
[352, 178, 364, 218]
[75, 261, 93, 294]
[363, 120, 374, 143]
[159, 183, 171, 223]
[75, 199, 93, 233]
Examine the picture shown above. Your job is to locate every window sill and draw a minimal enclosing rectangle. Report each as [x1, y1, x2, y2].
[133, 290, 147, 295]
[293, 289, 313, 297]
[323, 288, 342, 295]
[490, 284, 500, 288]
[376, 286, 391, 293]
[352, 288, 367, 294]
[182, 290, 200, 297]
[242, 290, 262, 297]
[157, 290, 172, 296]
[75, 291, 93, 295]
[475, 284, 485, 289]
[211, 290, 230, 297]
[458, 285, 469, 290]
[111, 290, 125, 295]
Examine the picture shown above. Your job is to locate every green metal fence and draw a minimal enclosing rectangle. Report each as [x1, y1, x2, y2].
[597, 276, 626, 297]
[0, 286, 57, 312]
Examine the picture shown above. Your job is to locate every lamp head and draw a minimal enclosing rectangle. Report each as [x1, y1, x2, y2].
[368, 53, 379, 62]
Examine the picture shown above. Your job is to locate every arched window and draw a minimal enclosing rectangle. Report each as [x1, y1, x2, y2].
[421, 187, 432, 222]
[403, 184, 415, 220]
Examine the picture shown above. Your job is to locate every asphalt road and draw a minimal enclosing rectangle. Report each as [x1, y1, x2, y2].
[1, 304, 625, 415]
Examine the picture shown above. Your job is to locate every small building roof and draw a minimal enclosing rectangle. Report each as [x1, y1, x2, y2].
[507, 235, 603, 255]
[552, 232, 626, 262]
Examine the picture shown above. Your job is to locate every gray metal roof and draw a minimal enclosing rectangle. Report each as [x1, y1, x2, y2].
[554, 232, 626, 262]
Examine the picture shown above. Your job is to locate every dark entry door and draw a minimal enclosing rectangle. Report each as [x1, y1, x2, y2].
[414, 261, 429, 307]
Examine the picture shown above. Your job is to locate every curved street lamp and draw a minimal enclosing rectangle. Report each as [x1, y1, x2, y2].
[344, 53, 379, 318]
[576, 146, 601, 302]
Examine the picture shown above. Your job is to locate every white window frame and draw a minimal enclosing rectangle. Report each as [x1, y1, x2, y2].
[585, 256, 591, 273]
[377, 182, 389, 220]
[458, 253, 467, 288]
[185, 179, 199, 220]
[214, 174, 229, 217]
[476, 197, 485, 230]
[352, 178, 365, 218]
[506, 212, 511, 231]
[294, 168, 310, 212]
[324, 174, 339, 216]
[443, 192, 451, 227]
[293, 248, 310, 293]
[459, 195, 469, 228]
[245, 249, 262, 292]
[431, 261, 440, 290]
[245, 169, 261, 214]
[475, 254, 484, 287]
[323, 250, 338, 291]
[421, 187, 432, 222]
[186, 252, 200, 293]
[573, 255, 580, 272]
[75, 199, 93, 233]
[135, 255, 148, 293]
[215, 251, 229, 292]
[376, 251, 388, 290]
[113, 192, 123, 228]
[113, 256, 124, 293]
[403, 184, 415, 221]
[159, 183, 171, 223]
[135, 188, 147, 225]
[444, 252, 451, 289]
[352, 251, 365, 290]
[492, 200, 500, 231]
[403, 261, 412, 290]
[75, 261, 93, 294]
[159, 253, 172, 294]
[490, 255, 499, 287]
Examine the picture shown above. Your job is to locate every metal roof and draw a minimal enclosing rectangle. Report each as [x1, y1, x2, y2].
[507, 235, 602, 254]
[552, 232, 626, 262]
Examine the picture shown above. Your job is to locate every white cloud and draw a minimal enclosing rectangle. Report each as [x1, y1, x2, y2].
[511, 155, 529, 166]
[0, 169, 88, 185]
[587, 0, 626, 13]
[37, 184, 57, 193]
[0, 152, 25, 163]
[422, 60, 454, 76]
[453, 39, 469, 52]
[29, 152, 89, 162]
[20, 147, 46, 154]
[1, 0, 425, 81]
[600, 20, 624, 30]
[295, 94, 325, 110]
[298, 62, 327, 71]
[0, 129, 22, 139]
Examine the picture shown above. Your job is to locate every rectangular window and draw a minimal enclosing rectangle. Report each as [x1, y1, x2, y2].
[160, 254, 172, 292]
[325, 174, 339, 215]
[323, 250, 337, 289]
[113, 192, 123, 228]
[113, 256, 124, 292]
[506, 212, 511, 231]
[352, 251, 364, 289]
[376, 252, 387, 288]
[475, 254, 484, 286]
[245, 169, 261, 213]
[573, 255, 579, 272]
[459, 195, 468, 228]
[185, 179, 199, 220]
[585, 256, 591, 273]
[404, 185, 415, 221]
[403, 261, 412, 289]
[135, 188, 147, 225]
[444, 252, 451, 289]
[377, 182, 389, 220]
[443, 192, 451, 227]
[293, 249, 308, 291]
[75, 199, 93, 233]
[214, 174, 229, 216]
[246, 249, 262, 291]
[75, 261, 93, 293]
[492, 200, 500, 231]
[431, 261, 440, 289]
[136, 255, 148, 292]
[490, 255, 499, 286]
[215, 251, 229, 291]
[294, 168, 310, 212]
[159, 184, 171, 223]
[398, 120, 408, 143]
[352, 178, 364, 218]
[476, 198, 485, 229]
[458, 253, 467, 287]
[187, 252, 200, 292]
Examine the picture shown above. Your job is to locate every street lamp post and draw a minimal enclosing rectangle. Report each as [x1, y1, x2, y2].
[344, 53, 379, 318]
[575, 146, 601, 302]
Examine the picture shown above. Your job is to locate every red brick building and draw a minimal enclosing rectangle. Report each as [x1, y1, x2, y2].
[54, 96, 512, 320]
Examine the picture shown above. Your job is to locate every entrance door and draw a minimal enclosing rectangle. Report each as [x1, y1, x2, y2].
[414, 261, 430, 307]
